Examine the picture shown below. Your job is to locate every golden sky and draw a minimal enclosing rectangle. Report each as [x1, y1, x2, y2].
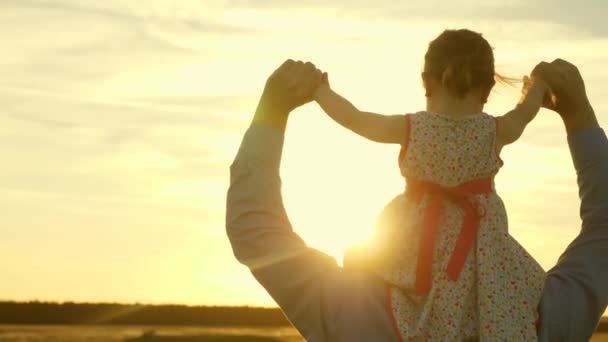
[1, 0, 607, 307]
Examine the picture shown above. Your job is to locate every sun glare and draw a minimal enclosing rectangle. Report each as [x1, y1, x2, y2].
[279, 108, 405, 262]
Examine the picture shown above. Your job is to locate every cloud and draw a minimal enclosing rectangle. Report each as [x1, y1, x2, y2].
[222, 0, 608, 38]
[1, 85, 248, 131]
[482, 1, 608, 37]
[0, 87, 237, 217]
[5, 113, 77, 130]
[0, 0, 262, 97]
[2, 0, 134, 21]
[2, 0, 252, 34]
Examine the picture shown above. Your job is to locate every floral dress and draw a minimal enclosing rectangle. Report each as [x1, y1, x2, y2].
[370, 111, 546, 341]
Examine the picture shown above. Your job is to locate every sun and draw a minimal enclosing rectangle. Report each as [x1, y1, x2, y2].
[279, 108, 405, 263]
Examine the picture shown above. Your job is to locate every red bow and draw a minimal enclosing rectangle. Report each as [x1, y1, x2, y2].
[406, 178, 493, 295]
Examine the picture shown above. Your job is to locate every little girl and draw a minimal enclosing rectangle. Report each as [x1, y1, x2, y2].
[314, 29, 549, 340]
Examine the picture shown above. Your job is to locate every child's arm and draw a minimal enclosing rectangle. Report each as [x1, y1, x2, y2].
[314, 84, 405, 144]
[496, 76, 550, 147]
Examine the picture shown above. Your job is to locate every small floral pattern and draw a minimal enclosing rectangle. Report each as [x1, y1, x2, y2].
[375, 111, 546, 341]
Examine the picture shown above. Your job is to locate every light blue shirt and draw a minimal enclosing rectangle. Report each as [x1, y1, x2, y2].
[226, 124, 608, 341]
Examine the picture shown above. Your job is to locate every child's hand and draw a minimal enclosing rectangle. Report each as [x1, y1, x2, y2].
[322, 72, 330, 87]
[314, 72, 331, 101]
[526, 71, 559, 111]
[518, 76, 531, 104]
[520, 75, 553, 108]
[533, 78, 557, 110]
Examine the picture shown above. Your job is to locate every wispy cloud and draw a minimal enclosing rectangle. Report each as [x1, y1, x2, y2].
[223, 0, 608, 39]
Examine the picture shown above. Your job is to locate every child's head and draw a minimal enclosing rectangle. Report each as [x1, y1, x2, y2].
[422, 29, 498, 102]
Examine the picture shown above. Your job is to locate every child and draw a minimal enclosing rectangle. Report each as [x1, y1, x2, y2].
[314, 29, 549, 340]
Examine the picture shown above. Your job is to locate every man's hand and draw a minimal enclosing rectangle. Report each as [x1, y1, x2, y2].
[531, 59, 599, 134]
[252, 59, 323, 131]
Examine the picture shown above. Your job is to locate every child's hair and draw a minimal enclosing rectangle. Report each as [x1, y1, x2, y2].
[423, 29, 510, 98]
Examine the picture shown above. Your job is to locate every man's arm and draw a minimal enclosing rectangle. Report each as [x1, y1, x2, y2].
[226, 125, 398, 342]
[537, 127, 608, 341]
[226, 125, 332, 341]
[226, 60, 398, 341]
[534, 59, 608, 341]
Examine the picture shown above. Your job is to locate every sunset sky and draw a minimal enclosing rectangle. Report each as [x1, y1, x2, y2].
[1, 0, 607, 307]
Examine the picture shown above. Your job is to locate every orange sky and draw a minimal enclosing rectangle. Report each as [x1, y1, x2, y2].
[1, 1, 607, 307]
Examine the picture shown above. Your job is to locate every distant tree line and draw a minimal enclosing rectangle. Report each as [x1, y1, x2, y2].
[0, 301, 606, 332]
[0, 301, 291, 326]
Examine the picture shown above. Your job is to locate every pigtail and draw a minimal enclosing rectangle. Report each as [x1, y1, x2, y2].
[441, 56, 474, 98]
[495, 72, 520, 87]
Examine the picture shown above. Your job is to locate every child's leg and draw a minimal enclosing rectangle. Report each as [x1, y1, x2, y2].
[537, 128, 608, 341]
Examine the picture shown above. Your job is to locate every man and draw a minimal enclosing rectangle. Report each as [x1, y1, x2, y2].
[226, 59, 607, 341]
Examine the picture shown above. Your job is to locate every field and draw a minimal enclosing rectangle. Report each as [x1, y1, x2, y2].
[0, 325, 304, 342]
[0, 325, 607, 341]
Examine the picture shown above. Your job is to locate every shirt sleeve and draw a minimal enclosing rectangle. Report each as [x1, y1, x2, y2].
[226, 124, 399, 342]
[537, 127, 608, 341]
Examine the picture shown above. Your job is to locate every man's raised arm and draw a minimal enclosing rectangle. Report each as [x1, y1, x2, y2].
[225, 60, 399, 342]
[533, 59, 608, 341]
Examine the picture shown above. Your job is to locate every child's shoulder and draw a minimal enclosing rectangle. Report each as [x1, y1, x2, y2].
[407, 111, 499, 138]
[408, 111, 497, 122]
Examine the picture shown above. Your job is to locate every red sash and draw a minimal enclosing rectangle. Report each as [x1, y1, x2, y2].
[406, 177, 493, 295]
